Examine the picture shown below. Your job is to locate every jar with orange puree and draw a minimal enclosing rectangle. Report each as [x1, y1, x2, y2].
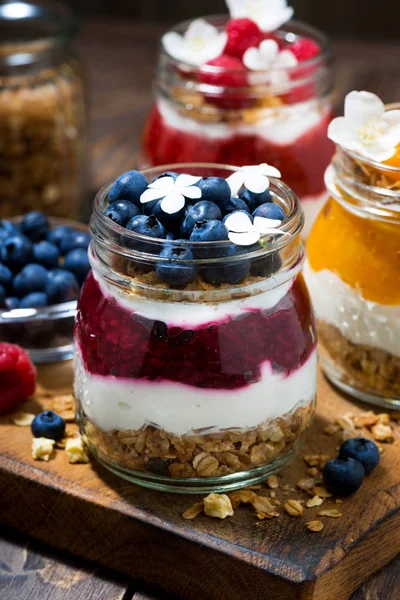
[304, 91, 400, 408]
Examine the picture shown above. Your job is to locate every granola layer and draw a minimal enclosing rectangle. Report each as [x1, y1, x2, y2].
[79, 401, 314, 478]
[319, 321, 400, 399]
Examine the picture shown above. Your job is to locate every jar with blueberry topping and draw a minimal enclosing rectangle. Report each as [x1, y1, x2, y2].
[75, 163, 317, 493]
[139, 0, 334, 238]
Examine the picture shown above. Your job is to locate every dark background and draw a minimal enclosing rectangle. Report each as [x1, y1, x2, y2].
[70, 0, 399, 38]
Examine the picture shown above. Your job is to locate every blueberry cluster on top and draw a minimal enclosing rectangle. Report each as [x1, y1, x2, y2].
[0, 212, 91, 311]
[105, 166, 286, 288]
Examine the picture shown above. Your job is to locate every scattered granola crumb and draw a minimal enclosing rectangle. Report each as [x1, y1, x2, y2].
[317, 509, 343, 518]
[312, 486, 333, 498]
[304, 455, 320, 467]
[306, 495, 324, 508]
[335, 499, 343, 504]
[371, 423, 394, 443]
[229, 489, 256, 508]
[248, 485, 262, 491]
[65, 436, 89, 464]
[284, 499, 304, 517]
[32, 437, 55, 461]
[307, 467, 319, 477]
[11, 411, 35, 427]
[266, 475, 279, 489]
[270, 491, 276, 498]
[203, 493, 234, 519]
[296, 478, 316, 493]
[183, 503, 204, 520]
[307, 520, 324, 532]
[252, 495, 279, 517]
[324, 423, 340, 436]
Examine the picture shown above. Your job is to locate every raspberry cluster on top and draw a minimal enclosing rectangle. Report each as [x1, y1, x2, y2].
[104, 165, 287, 288]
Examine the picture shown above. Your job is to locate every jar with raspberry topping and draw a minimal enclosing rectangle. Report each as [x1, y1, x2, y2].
[75, 164, 317, 492]
[305, 94, 400, 409]
[139, 4, 334, 238]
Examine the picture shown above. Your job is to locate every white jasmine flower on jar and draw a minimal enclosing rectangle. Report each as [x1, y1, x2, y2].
[226, 163, 281, 197]
[226, 0, 294, 33]
[225, 211, 284, 246]
[140, 174, 202, 214]
[162, 19, 228, 66]
[328, 91, 400, 162]
[243, 39, 298, 85]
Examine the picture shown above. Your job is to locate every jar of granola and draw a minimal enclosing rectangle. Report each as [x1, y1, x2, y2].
[0, 1, 88, 220]
[305, 92, 400, 409]
[139, 2, 334, 237]
[75, 163, 317, 493]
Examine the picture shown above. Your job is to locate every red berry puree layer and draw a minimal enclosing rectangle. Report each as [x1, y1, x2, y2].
[76, 272, 316, 390]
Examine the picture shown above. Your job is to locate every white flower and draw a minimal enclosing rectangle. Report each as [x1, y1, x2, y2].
[226, 0, 294, 33]
[226, 163, 281, 197]
[243, 39, 297, 86]
[225, 211, 283, 246]
[162, 19, 228, 67]
[140, 175, 202, 214]
[328, 91, 400, 162]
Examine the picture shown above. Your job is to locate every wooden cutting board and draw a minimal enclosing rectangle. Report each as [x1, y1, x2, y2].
[1, 361, 399, 600]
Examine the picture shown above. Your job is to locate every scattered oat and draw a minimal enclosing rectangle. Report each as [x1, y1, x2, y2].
[284, 500, 304, 517]
[324, 423, 339, 436]
[11, 411, 35, 427]
[32, 437, 55, 461]
[336, 415, 355, 431]
[266, 475, 279, 489]
[203, 493, 234, 519]
[65, 436, 89, 464]
[307, 467, 319, 477]
[248, 485, 262, 491]
[371, 423, 394, 442]
[377, 413, 391, 425]
[335, 499, 343, 504]
[296, 478, 316, 492]
[306, 495, 324, 508]
[317, 509, 342, 518]
[269, 491, 276, 498]
[304, 455, 320, 467]
[352, 411, 379, 429]
[312, 486, 333, 498]
[183, 503, 204, 520]
[307, 520, 324, 532]
[252, 495, 279, 517]
[229, 489, 256, 508]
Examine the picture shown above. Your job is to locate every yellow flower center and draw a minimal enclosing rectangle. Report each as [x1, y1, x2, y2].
[358, 120, 384, 146]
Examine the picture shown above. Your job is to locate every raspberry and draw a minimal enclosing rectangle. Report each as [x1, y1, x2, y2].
[224, 18, 263, 59]
[200, 55, 247, 88]
[0, 343, 36, 413]
[289, 38, 320, 62]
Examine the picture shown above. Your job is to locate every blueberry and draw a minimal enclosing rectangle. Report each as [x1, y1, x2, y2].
[20, 211, 50, 242]
[339, 438, 380, 475]
[166, 232, 176, 240]
[323, 456, 365, 497]
[46, 225, 74, 248]
[202, 245, 250, 285]
[152, 200, 186, 234]
[108, 170, 148, 207]
[45, 269, 80, 304]
[181, 201, 222, 238]
[1, 235, 33, 272]
[0, 263, 13, 292]
[156, 243, 196, 287]
[220, 196, 250, 216]
[189, 220, 229, 258]
[0, 220, 18, 243]
[0, 284, 5, 307]
[241, 187, 272, 212]
[105, 200, 140, 227]
[154, 171, 179, 181]
[253, 202, 286, 221]
[64, 248, 90, 284]
[198, 177, 231, 207]
[250, 251, 282, 277]
[59, 231, 91, 255]
[31, 410, 65, 441]
[142, 199, 160, 216]
[124, 215, 166, 252]
[13, 264, 48, 297]
[33, 241, 60, 269]
[5, 296, 19, 310]
[20, 292, 48, 308]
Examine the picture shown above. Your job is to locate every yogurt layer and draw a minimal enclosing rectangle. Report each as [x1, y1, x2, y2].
[75, 348, 317, 436]
[304, 262, 400, 358]
[158, 97, 329, 146]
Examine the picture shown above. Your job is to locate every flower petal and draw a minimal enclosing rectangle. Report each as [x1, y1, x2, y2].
[328, 117, 359, 148]
[228, 231, 261, 246]
[226, 171, 245, 196]
[276, 49, 298, 69]
[175, 174, 202, 188]
[140, 188, 165, 204]
[243, 46, 268, 71]
[162, 32, 185, 62]
[181, 185, 202, 200]
[259, 39, 280, 62]
[160, 192, 186, 214]
[148, 176, 175, 190]
[225, 211, 253, 233]
[258, 163, 281, 178]
[225, 0, 247, 18]
[254, 216, 282, 233]
[344, 91, 385, 130]
[360, 139, 397, 163]
[245, 173, 269, 194]
[259, 4, 294, 32]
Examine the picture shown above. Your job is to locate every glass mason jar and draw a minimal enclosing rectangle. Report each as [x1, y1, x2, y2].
[305, 140, 400, 409]
[0, 1, 88, 220]
[74, 164, 317, 493]
[139, 18, 335, 238]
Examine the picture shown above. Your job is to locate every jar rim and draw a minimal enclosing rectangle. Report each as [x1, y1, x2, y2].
[91, 162, 304, 264]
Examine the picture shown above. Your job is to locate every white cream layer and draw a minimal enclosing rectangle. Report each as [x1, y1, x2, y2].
[158, 97, 328, 146]
[75, 349, 317, 436]
[304, 262, 400, 358]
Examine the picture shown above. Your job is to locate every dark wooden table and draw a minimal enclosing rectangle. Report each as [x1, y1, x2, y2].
[2, 19, 400, 600]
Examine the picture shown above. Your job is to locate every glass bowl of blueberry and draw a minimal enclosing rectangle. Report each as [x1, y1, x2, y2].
[0, 212, 91, 363]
